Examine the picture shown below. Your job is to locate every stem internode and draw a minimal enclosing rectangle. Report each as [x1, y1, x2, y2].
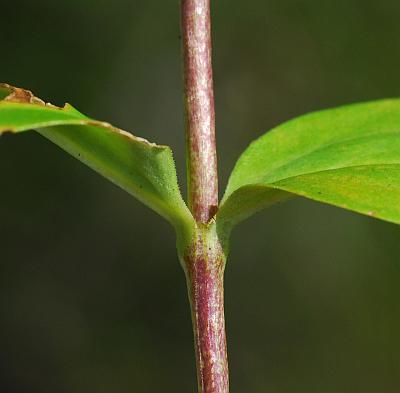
[182, 225, 229, 393]
[181, 0, 218, 223]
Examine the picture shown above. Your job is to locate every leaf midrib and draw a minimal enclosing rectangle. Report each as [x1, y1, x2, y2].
[230, 129, 400, 192]
[270, 163, 400, 187]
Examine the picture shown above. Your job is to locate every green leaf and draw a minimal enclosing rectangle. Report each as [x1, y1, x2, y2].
[0, 84, 195, 245]
[217, 99, 400, 235]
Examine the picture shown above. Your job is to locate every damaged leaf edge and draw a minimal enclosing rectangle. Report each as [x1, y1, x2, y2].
[0, 83, 167, 150]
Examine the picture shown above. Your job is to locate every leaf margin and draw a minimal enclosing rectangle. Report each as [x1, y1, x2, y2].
[217, 98, 400, 239]
[0, 83, 196, 249]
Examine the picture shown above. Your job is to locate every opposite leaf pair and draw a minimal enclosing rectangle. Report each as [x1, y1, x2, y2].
[1, 83, 399, 251]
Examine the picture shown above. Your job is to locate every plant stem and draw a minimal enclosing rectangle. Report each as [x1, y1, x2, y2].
[181, 0, 218, 224]
[182, 225, 229, 393]
[181, 1, 229, 392]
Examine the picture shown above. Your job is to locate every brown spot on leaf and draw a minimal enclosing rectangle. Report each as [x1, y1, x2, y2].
[0, 83, 45, 105]
[0, 128, 15, 138]
[0, 83, 61, 108]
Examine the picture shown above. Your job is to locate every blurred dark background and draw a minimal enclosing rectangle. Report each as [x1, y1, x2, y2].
[1, 0, 400, 392]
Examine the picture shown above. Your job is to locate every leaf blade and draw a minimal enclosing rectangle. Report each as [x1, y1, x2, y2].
[0, 84, 195, 240]
[271, 164, 400, 223]
[218, 99, 400, 232]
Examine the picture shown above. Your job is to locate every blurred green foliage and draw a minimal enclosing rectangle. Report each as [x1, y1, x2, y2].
[1, 0, 400, 392]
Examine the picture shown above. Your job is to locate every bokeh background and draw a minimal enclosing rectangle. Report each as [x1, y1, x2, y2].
[1, 0, 400, 392]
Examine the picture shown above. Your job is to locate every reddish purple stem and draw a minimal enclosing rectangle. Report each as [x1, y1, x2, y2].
[181, 1, 228, 392]
[184, 238, 229, 393]
[181, 0, 218, 223]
